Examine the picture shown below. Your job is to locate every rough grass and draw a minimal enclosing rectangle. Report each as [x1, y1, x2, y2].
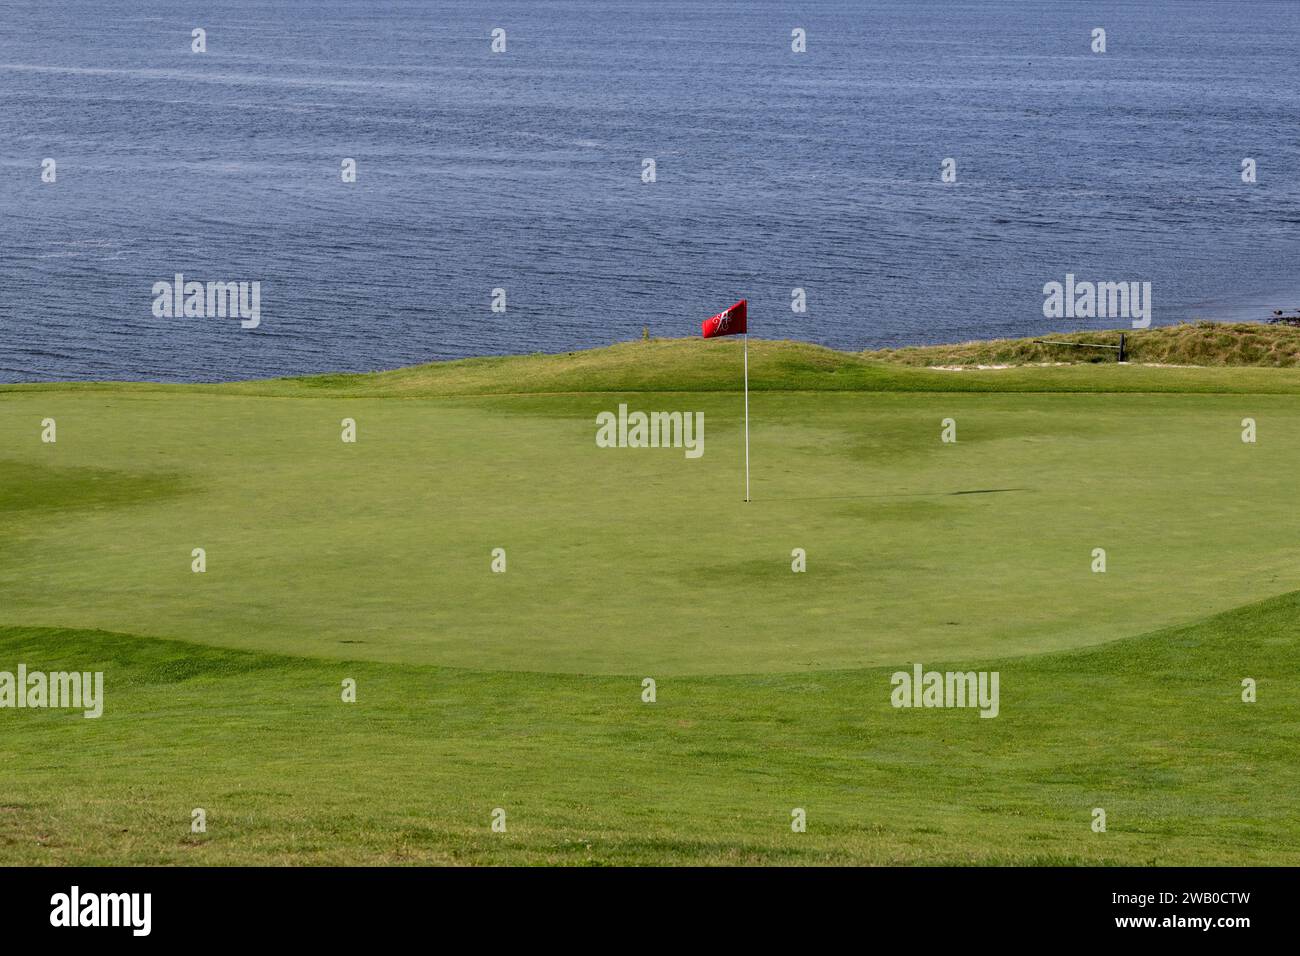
[7, 323, 1300, 399]
[872, 321, 1300, 368]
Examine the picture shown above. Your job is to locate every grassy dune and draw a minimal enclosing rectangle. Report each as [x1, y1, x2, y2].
[9, 323, 1300, 398]
[873, 321, 1300, 369]
[1, 329, 1298, 864]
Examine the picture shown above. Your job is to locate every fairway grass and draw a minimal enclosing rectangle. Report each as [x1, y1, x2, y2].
[2, 339, 1298, 864]
[1, 596, 1296, 865]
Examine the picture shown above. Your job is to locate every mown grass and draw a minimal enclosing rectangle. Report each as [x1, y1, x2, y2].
[0, 586, 1294, 865]
[2, 330, 1298, 865]
[5, 389, 1299, 674]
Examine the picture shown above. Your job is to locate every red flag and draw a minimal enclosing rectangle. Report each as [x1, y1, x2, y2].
[701, 299, 747, 338]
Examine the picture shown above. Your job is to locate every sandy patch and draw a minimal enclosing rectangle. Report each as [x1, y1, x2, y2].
[928, 362, 1070, 371]
[927, 361, 1205, 371]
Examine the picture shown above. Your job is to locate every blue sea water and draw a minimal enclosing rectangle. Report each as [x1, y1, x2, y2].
[2, 0, 1299, 382]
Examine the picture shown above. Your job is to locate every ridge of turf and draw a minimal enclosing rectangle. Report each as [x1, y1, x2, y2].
[2, 580, 1295, 681]
[6, 324, 1300, 398]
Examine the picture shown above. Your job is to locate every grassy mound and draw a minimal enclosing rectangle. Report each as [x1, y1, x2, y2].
[11, 324, 1300, 399]
[873, 321, 1300, 368]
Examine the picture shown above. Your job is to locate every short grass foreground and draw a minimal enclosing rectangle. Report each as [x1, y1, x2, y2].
[2, 333, 1298, 864]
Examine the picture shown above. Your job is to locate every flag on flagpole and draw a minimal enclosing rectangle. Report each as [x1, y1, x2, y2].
[701, 299, 747, 338]
[700, 299, 750, 501]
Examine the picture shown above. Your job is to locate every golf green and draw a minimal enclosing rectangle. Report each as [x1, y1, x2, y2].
[1, 341, 1297, 864]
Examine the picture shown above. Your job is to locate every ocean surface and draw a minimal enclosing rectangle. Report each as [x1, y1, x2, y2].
[2, 0, 1299, 382]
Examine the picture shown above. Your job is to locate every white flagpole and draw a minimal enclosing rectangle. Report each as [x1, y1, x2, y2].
[743, 332, 750, 502]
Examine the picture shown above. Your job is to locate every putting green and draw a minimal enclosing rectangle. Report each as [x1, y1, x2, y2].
[3, 384, 1297, 675]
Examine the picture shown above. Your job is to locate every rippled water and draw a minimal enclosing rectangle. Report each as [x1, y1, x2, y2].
[3, 0, 1299, 382]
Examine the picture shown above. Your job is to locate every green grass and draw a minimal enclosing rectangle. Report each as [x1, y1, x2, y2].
[11, 329, 1300, 398]
[1, 594, 1295, 865]
[1, 334, 1297, 864]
